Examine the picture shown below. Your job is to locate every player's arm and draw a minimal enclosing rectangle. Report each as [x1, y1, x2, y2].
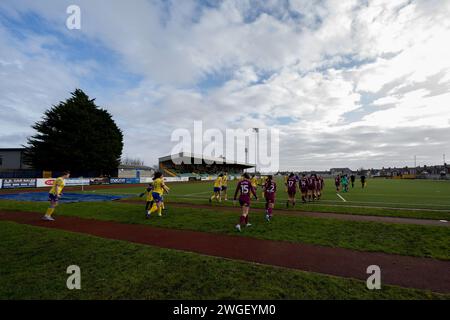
[139, 187, 150, 198]
[162, 183, 170, 194]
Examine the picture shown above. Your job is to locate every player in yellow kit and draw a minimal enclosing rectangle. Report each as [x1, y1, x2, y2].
[42, 171, 70, 221]
[148, 172, 170, 217]
[221, 172, 228, 201]
[259, 175, 267, 198]
[209, 173, 223, 203]
[250, 174, 258, 194]
[139, 183, 154, 218]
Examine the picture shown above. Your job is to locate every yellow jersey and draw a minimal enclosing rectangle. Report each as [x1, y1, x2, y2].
[259, 176, 266, 186]
[153, 178, 166, 195]
[222, 175, 228, 187]
[49, 177, 65, 196]
[214, 177, 222, 188]
[144, 185, 154, 201]
[251, 177, 257, 187]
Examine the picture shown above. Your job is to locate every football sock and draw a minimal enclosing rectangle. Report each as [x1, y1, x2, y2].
[150, 203, 158, 214]
[45, 207, 55, 217]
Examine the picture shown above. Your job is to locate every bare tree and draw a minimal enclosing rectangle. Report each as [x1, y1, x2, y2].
[121, 157, 145, 166]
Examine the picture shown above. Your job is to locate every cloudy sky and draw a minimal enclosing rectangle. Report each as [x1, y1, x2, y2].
[1, 0, 449, 171]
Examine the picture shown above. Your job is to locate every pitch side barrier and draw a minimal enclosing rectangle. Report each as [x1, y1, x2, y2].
[0, 176, 233, 189]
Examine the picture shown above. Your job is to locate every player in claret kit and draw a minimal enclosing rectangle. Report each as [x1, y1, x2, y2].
[234, 173, 257, 232]
[300, 174, 308, 203]
[307, 174, 315, 202]
[263, 175, 277, 221]
[318, 175, 325, 200]
[313, 174, 321, 200]
[42, 171, 70, 221]
[285, 173, 297, 208]
[335, 175, 341, 192]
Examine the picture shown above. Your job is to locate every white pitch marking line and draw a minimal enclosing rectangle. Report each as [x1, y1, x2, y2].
[336, 193, 347, 202]
[183, 191, 212, 197]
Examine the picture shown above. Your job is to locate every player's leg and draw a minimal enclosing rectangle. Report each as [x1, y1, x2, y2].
[157, 202, 163, 216]
[266, 199, 274, 221]
[210, 188, 216, 202]
[235, 200, 247, 231]
[145, 201, 151, 217]
[43, 194, 58, 221]
[222, 186, 228, 201]
[150, 193, 161, 214]
[243, 205, 251, 227]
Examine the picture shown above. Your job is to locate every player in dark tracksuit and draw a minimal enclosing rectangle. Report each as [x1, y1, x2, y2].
[335, 175, 341, 192]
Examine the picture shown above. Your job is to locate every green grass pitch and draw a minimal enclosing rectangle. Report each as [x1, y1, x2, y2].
[0, 177, 449, 299]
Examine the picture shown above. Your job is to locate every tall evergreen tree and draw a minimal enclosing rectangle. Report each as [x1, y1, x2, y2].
[25, 89, 123, 176]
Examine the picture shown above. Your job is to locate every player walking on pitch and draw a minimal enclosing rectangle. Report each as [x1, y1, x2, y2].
[263, 175, 276, 221]
[148, 172, 170, 217]
[42, 171, 70, 221]
[286, 173, 297, 207]
[360, 174, 367, 188]
[300, 174, 308, 203]
[221, 172, 228, 201]
[335, 175, 341, 192]
[139, 183, 154, 218]
[209, 173, 223, 203]
[234, 173, 257, 232]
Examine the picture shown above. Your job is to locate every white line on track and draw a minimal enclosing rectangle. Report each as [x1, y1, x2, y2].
[336, 193, 347, 202]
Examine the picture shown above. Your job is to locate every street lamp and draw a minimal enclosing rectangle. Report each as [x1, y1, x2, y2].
[253, 128, 259, 174]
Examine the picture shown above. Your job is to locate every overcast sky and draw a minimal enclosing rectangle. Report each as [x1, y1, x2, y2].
[1, 0, 449, 171]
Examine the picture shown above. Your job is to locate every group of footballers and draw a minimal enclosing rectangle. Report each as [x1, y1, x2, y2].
[139, 171, 170, 218]
[42, 170, 171, 221]
[334, 174, 367, 192]
[41, 169, 323, 234]
[207, 172, 325, 232]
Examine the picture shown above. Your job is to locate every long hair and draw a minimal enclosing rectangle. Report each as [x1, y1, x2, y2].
[153, 171, 162, 179]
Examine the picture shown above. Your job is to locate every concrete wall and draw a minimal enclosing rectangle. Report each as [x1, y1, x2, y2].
[118, 168, 154, 178]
